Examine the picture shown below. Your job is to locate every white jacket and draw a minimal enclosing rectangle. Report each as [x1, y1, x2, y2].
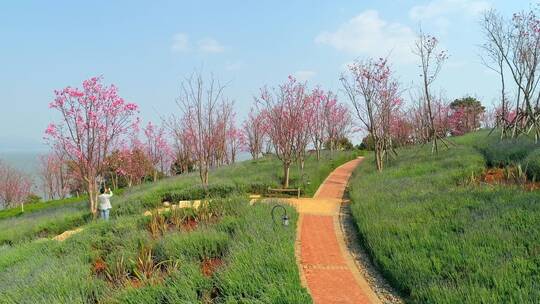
[98, 191, 113, 210]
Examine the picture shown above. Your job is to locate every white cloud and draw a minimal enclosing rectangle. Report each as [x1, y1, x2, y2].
[315, 10, 417, 64]
[198, 38, 225, 53]
[293, 70, 316, 81]
[409, 0, 491, 21]
[171, 33, 189, 52]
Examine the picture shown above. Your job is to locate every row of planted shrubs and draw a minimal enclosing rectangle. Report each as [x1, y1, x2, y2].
[159, 182, 274, 203]
[473, 131, 540, 179]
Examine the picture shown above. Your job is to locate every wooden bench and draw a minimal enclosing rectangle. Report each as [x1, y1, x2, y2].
[267, 187, 301, 199]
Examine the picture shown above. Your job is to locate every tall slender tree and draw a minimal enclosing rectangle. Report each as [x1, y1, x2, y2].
[341, 58, 402, 171]
[257, 76, 309, 188]
[413, 30, 448, 154]
[45, 76, 139, 216]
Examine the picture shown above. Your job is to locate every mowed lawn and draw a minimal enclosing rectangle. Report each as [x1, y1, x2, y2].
[349, 131, 540, 303]
[0, 151, 356, 304]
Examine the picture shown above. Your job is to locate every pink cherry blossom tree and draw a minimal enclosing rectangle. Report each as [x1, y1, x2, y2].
[341, 58, 402, 171]
[169, 122, 196, 175]
[226, 119, 242, 164]
[172, 72, 233, 187]
[0, 160, 32, 209]
[295, 94, 314, 173]
[143, 121, 174, 181]
[39, 152, 70, 200]
[45, 76, 139, 216]
[307, 88, 328, 160]
[116, 144, 152, 187]
[324, 98, 352, 152]
[242, 108, 266, 160]
[257, 76, 309, 187]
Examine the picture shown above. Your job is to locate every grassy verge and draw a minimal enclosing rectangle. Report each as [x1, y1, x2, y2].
[348, 132, 540, 303]
[0, 196, 310, 303]
[0, 196, 86, 220]
[0, 150, 357, 303]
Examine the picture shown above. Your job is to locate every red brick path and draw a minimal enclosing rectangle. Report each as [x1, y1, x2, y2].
[298, 158, 379, 304]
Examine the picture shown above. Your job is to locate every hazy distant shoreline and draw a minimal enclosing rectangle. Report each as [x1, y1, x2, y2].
[0, 151, 43, 197]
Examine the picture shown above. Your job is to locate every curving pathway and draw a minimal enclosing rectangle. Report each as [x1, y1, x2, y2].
[289, 157, 381, 304]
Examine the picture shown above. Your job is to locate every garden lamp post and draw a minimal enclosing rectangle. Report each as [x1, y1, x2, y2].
[271, 204, 289, 226]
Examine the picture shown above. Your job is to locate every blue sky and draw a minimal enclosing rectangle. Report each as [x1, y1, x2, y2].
[0, 0, 529, 151]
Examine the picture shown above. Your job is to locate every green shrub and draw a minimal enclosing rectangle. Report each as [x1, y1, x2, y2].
[161, 183, 240, 203]
[108, 262, 210, 304]
[245, 181, 274, 194]
[524, 148, 540, 180]
[216, 215, 241, 234]
[480, 138, 539, 167]
[155, 230, 229, 261]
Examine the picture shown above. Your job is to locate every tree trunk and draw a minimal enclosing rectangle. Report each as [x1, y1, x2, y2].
[153, 169, 158, 182]
[375, 141, 384, 172]
[283, 164, 290, 188]
[87, 177, 98, 217]
[200, 164, 209, 189]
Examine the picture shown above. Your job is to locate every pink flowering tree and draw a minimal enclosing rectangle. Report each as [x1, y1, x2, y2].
[168, 122, 196, 175]
[143, 121, 174, 181]
[38, 152, 70, 200]
[226, 120, 242, 164]
[324, 98, 352, 152]
[307, 88, 328, 160]
[257, 76, 309, 187]
[242, 108, 266, 160]
[295, 94, 314, 173]
[341, 58, 402, 171]
[172, 72, 233, 187]
[116, 144, 152, 187]
[0, 161, 32, 209]
[45, 76, 139, 216]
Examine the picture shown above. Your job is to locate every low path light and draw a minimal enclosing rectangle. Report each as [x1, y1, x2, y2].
[271, 204, 289, 226]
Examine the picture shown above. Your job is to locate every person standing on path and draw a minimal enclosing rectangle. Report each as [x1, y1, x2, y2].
[98, 187, 113, 220]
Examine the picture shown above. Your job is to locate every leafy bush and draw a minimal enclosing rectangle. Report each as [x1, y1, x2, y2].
[244, 181, 274, 194]
[160, 183, 240, 203]
[107, 262, 209, 304]
[155, 230, 230, 261]
[524, 148, 540, 180]
[479, 137, 539, 167]
[216, 215, 241, 234]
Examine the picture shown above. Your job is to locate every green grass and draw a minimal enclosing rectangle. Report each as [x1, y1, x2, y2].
[349, 132, 540, 303]
[0, 195, 86, 220]
[0, 151, 355, 246]
[0, 197, 310, 303]
[0, 201, 91, 245]
[0, 151, 355, 303]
